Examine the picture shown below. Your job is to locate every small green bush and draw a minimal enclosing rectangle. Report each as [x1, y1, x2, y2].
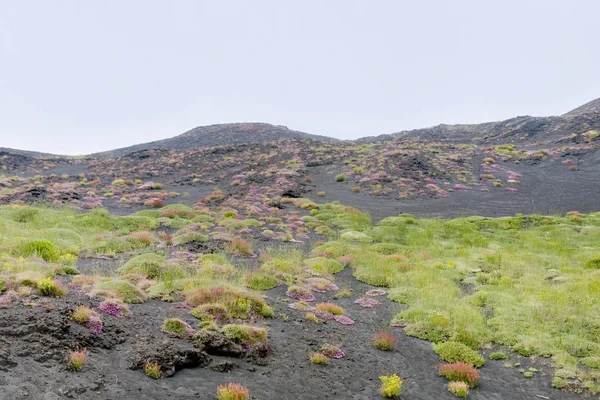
[581, 356, 600, 370]
[95, 280, 146, 303]
[144, 361, 161, 379]
[173, 232, 209, 245]
[245, 271, 278, 290]
[11, 207, 39, 223]
[38, 278, 66, 297]
[18, 240, 60, 262]
[304, 257, 344, 274]
[190, 303, 230, 321]
[162, 318, 195, 336]
[585, 257, 600, 269]
[117, 253, 165, 279]
[71, 305, 96, 324]
[433, 341, 485, 368]
[335, 173, 346, 182]
[221, 324, 268, 346]
[310, 352, 329, 365]
[257, 304, 275, 318]
[489, 351, 507, 360]
[447, 381, 469, 398]
[379, 374, 402, 398]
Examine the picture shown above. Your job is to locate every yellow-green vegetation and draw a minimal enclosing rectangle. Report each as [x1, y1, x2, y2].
[144, 361, 161, 379]
[37, 277, 66, 297]
[304, 257, 344, 274]
[489, 351, 507, 360]
[94, 280, 147, 303]
[310, 352, 329, 364]
[379, 374, 402, 398]
[433, 342, 485, 368]
[259, 247, 304, 279]
[447, 381, 469, 398]
[162, 318, 195, 336]
[71, 305, 96, 324]
[309, 202, 600, 393]
[244, 270, 278, 290]
[305, 312, 319, 323]
[117, 253, 167, 279]
[221, 324, 268, 346]
[185, 284, 273, 319]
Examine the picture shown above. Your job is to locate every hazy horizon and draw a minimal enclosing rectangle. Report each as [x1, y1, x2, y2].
[1, 1, 600, 155]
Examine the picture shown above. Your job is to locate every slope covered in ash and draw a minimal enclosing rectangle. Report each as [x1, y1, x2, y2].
[93, 122, 338, 157]
[360, 97, 600, 145]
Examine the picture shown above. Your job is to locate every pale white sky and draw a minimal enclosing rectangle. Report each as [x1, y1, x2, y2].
[1, 1, 599, 155]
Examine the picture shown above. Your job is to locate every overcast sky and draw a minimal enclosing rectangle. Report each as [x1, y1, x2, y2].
[1, 1, 599, 155]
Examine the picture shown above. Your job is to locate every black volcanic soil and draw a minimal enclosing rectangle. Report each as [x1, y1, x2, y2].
[0, 267, 580, 400]
[306, 149, 600, 221]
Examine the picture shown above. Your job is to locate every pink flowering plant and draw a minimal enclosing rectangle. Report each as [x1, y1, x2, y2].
[98, 298, 130, 318]
[285, 285, 316, 302]
[320, 344, 345, 359]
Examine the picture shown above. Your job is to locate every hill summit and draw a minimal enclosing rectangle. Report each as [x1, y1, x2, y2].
[563, 97, 600, 117]
[93, 122, 337, 157]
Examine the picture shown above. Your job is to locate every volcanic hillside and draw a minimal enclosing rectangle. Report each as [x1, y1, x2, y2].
[0, 97, 600, 400]
[92, 122, 338, 157]
[360, 97, 600, 145]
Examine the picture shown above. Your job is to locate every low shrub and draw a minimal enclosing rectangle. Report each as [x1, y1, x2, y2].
[373, 332, 397, 351]
[310, 352, 329, 365]
[18, 240, 60, 262]
[67, 348, 88, 372]
[447, 381, 469, 398]
[319, 344, 345, 359]
[379, 374, 402, 398]
[305, 277, 339, 293]
[216, 383, 249, 400]
[190, 303, 230, 322]
[87, 315, 104, 334]
[433, 341, 485, 368]
[285, 285, 316, 302]
[221, 324, 268, 347]
[585, 257, 600, 269]
[335, 288, 352, 298]
[304, 257, 344, 274]
[335, 173, 346, 182]
[38, 278, 66, 297]
[489, 351, 507, 360]
[172, 232, 208, 245]
[185, 285, 268, 319]
[315, 302, 344, 315]
[144, 361, 161, 379]
[71, 305, 96, 324]
[144, 198, 165, 208]
[581, 356, 600, 370]
[305, 312, 319, 323]
[226, 238, 254, 257]
[98, 298, 130, 317]
[117, 253, 165, 279]
[438, 362, 480, 387]
[257, 304, 274, 318]
[94, 280, 146, 303]
[245, 271, 278, 290]
[162, 318, 195, 336]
